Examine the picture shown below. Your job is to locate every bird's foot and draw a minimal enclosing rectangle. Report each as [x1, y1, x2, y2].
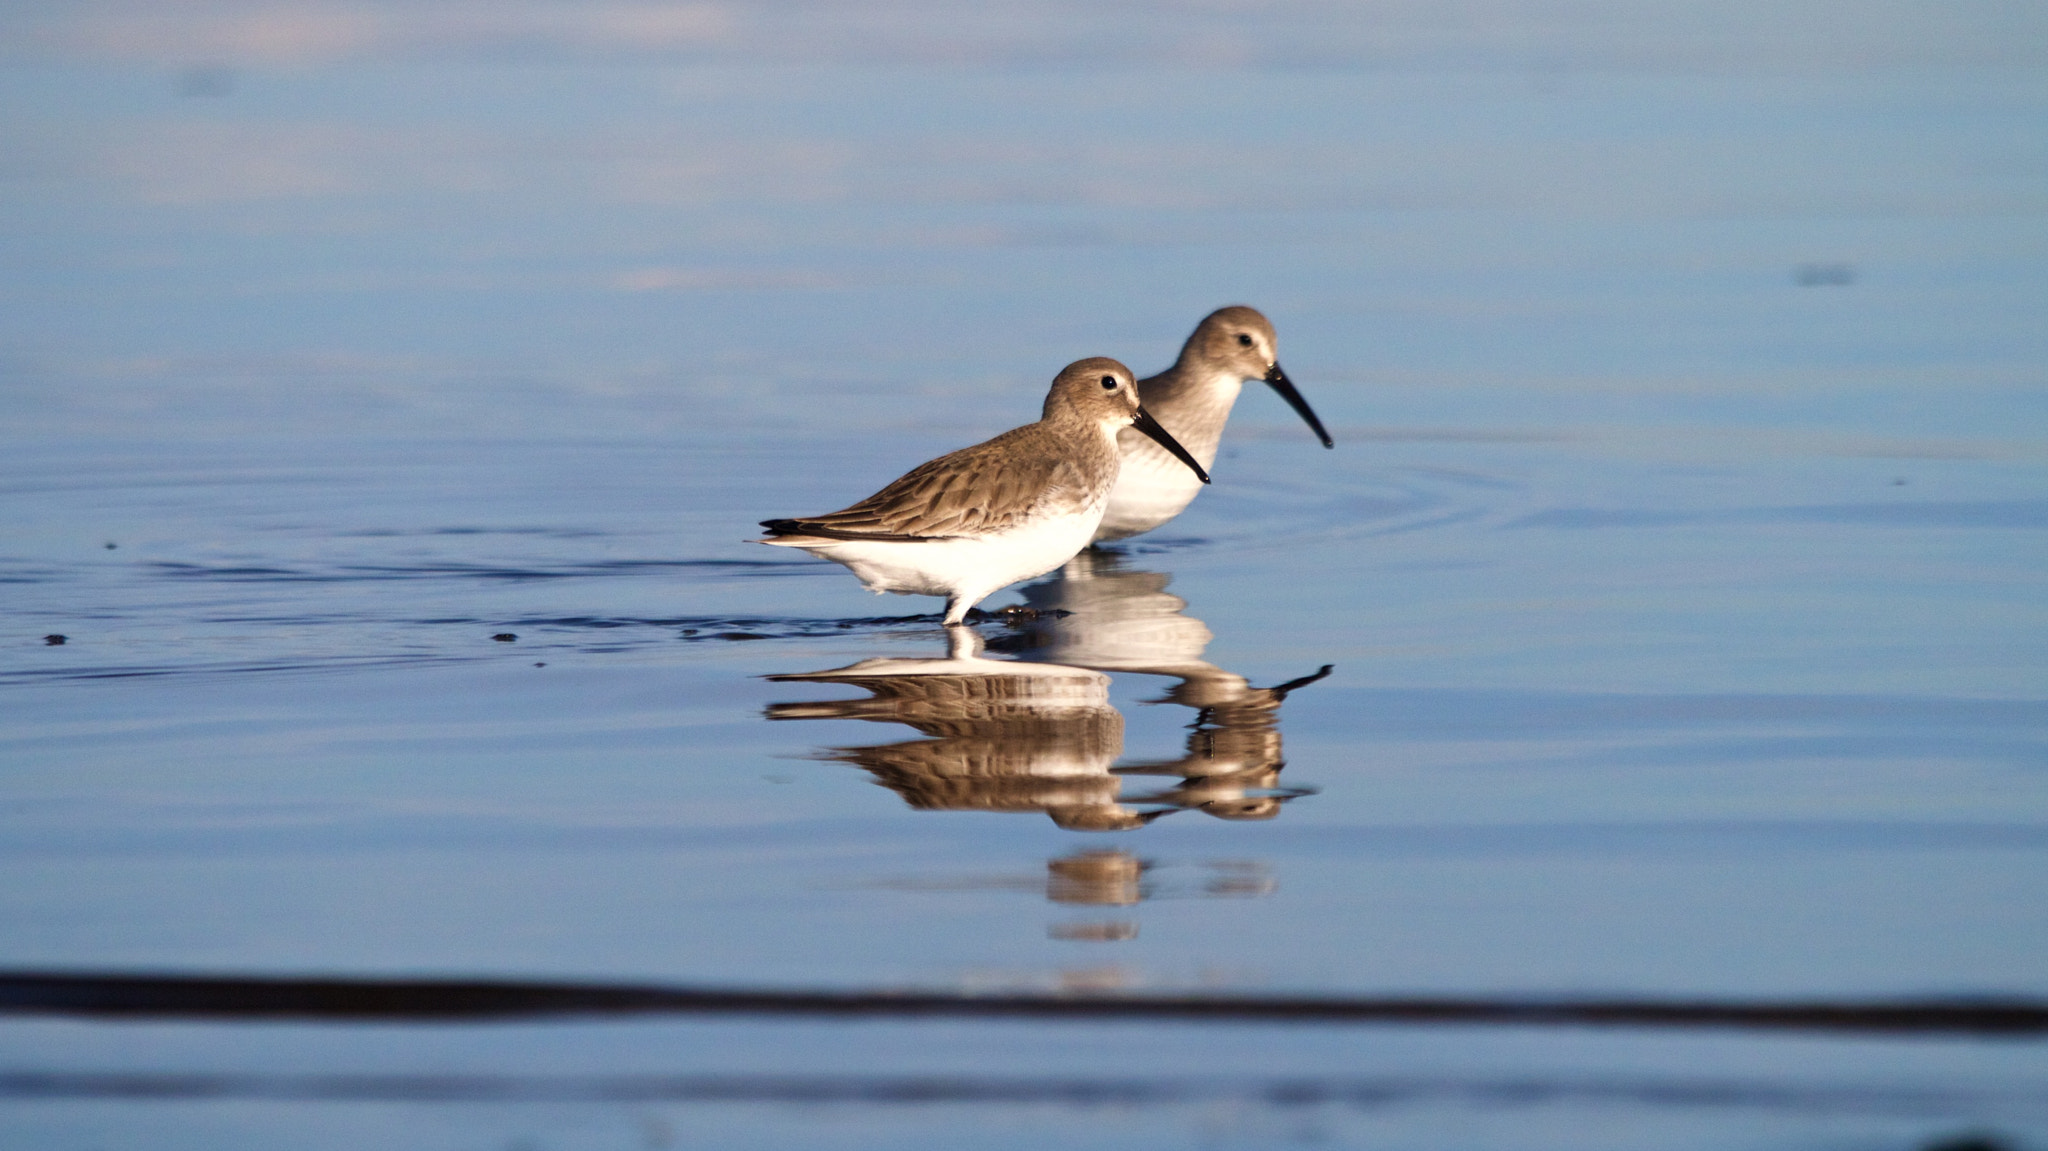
[993, 605, 1071, 625]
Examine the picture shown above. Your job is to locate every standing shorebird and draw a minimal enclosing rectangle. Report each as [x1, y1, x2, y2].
[1093, 305, 1333, 543]
[757, 357, 1210, 625]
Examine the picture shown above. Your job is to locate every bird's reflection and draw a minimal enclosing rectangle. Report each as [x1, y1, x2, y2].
[765, 553, 1325, 831]
[1006, 549, 1330, 823]
[766, 627, 1161, 831]
[1047, 849, 1147, 905]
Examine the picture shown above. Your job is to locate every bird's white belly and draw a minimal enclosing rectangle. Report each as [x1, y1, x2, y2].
[1095, 435, 1209, 541]
[791, 499, 1106, 603]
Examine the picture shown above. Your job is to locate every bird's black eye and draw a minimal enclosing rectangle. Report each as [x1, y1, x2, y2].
[1236, 333, 1254, 347]
[1100, 376, 1117, 389]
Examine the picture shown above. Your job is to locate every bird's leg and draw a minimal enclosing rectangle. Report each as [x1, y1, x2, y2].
[942, 594, 970, 627]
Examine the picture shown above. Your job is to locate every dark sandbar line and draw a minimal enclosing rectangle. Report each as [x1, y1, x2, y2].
[0, 972, 2041, 1036]
[0, 1071, 2017, 1112]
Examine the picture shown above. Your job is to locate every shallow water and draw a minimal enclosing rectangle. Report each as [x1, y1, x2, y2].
[4, 3, 2047, 1148]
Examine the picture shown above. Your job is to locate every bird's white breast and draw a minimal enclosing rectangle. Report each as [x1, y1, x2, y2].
[1095, 372, 1241, 542]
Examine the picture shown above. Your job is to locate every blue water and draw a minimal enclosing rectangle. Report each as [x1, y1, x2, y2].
[3, 3, 2047, 1148]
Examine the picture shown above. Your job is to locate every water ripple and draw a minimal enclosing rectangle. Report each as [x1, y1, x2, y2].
[1506, 499, 2048, 531]
[145, 558, 812, 583]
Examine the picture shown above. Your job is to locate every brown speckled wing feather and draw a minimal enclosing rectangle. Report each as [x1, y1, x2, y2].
[762, 423, 1103, 541]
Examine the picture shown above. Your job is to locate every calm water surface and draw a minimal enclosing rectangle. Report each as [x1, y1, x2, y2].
[3, 3, 2046, 1148]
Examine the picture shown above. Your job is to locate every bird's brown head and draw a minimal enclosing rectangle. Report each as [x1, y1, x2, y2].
[1180, 305, 1278, 379]
[1044, 356, 1210, 484]
[1178, 305, 1332, 449]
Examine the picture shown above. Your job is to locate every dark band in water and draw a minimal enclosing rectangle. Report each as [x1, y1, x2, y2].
[0, 971, 2040, 1036]
[0, 1070, 2023, 1113]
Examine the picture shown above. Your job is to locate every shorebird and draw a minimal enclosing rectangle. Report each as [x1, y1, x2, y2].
[1094, 305, 1332, 543]
[757, 357, 1209, 625]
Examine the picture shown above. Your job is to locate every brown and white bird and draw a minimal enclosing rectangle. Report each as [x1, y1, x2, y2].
[1094, 306, 1331, 542]
[757, 357, 1209, 624]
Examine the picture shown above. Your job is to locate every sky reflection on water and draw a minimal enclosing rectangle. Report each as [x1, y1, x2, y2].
[2, 1, 2047, 1148]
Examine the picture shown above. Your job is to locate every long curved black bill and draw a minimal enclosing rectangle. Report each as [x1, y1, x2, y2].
[1131, 406, 1210, 485]
[1265, 363, 1334, 448]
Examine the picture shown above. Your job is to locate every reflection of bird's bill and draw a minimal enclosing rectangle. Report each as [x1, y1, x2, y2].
[1263, 362, 1334, 449]
[1130, 405, 1210, 484]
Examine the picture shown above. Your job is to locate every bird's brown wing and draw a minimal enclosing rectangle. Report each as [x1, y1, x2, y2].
[761, 424, 1098, 541]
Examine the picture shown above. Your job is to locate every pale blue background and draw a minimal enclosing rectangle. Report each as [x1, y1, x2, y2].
[2, 2, 2045, 1147]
